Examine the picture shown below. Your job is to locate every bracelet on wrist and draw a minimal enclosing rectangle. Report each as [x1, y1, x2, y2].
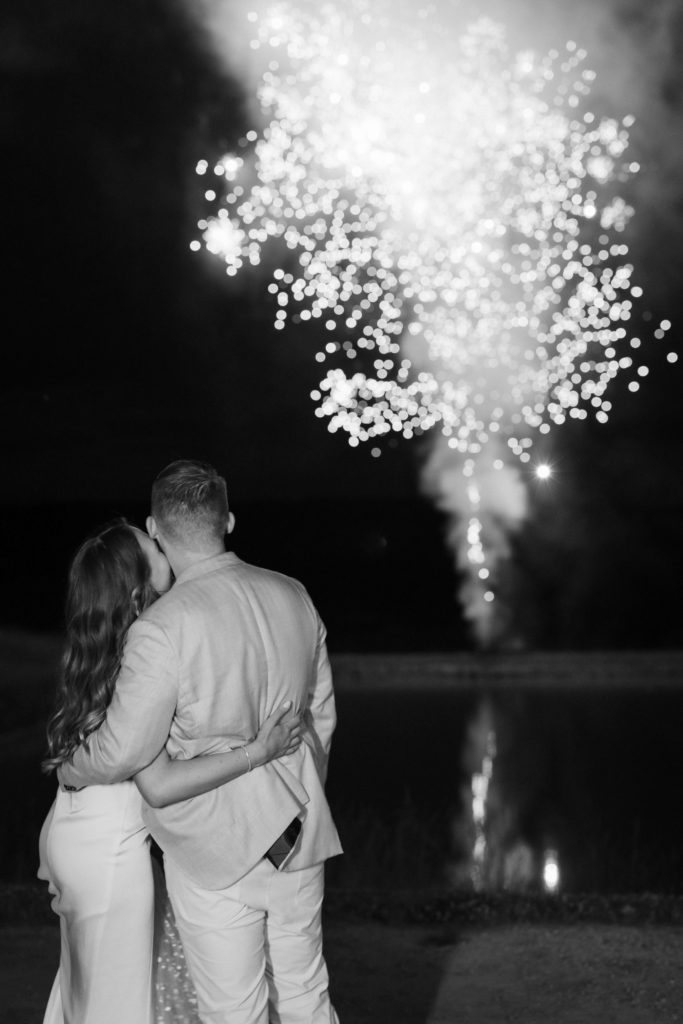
[242, 744, 253, 773]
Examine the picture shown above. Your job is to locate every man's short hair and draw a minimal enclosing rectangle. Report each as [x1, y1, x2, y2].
[151, 459, 229, 545]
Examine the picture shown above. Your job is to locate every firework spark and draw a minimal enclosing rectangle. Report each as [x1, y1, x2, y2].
[193, 0, 670, 461]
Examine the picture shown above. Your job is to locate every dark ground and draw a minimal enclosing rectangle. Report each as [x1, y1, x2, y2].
[4, 918, 683, 1024]
[4, 888, 683, 1024]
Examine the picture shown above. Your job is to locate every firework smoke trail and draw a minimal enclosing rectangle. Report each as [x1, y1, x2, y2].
[421, 436, 527, 648]
[190, 0, 672, 640]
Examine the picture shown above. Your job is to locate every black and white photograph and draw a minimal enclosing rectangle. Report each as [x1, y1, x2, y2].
[2, 0, 683, 1020]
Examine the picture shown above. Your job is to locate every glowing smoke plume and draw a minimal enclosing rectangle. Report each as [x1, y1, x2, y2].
[193, 0, 669, 459]
[421, 436, 527, 647]
[190, 0, 672, 641]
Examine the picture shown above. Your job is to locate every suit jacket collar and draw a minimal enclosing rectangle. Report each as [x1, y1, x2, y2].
[174, 550, 241, 586]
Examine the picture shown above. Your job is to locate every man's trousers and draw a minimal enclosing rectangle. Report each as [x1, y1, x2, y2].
[165, 855, 339, 1024]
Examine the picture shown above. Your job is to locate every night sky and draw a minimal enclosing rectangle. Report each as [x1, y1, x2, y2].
[2, 0, 683, 652]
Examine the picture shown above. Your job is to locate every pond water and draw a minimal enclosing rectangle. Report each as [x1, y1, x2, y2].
[4, 664, 683, 895]
[324, 684, 683, 894]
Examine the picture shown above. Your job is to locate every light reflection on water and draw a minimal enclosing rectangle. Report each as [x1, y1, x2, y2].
[4, 675, 683, 893]
[455, 698, 562, 894]
[325, 685, 683, 894]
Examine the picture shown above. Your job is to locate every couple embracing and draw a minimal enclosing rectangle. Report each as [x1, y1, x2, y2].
[39, 459, 342, 1023]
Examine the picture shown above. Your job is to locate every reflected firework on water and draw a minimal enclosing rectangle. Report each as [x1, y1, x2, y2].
[193, 0, 672, 463]
[455, 697, 564, 894]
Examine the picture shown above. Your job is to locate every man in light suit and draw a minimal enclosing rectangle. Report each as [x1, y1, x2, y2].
[59, 459, 342, 1023]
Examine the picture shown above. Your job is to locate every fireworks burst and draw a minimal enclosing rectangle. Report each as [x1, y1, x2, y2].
[193, 0, 670, 462]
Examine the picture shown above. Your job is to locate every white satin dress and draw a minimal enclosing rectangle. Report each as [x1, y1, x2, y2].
[38, 782, 199, 1024]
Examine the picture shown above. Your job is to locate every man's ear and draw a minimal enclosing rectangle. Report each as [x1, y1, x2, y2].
[227, 511, 236, 535]
[146, 515, 158, 539]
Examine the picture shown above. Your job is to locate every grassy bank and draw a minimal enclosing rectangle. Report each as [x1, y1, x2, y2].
[7, 880, 683, 929]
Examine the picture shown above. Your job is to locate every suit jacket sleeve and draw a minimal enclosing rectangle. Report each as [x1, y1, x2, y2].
[57, 617, 178, 788]
[304, 613, 337, 784]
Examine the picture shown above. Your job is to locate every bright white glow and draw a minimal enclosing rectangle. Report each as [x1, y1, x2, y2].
[535, 463, 552, 480]
[197, 1, 671, 460]
[543, 849, 561, 893]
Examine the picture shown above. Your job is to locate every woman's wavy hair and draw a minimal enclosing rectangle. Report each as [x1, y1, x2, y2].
[42, 519, 157, 773]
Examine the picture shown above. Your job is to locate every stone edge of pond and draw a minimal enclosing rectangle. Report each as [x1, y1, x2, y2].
[4, 883, 683, 928]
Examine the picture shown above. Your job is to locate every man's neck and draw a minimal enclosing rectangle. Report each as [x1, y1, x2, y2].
[168, 542, 226, 579]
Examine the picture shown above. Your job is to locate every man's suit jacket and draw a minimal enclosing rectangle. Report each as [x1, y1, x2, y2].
[59, 552, 342, 889]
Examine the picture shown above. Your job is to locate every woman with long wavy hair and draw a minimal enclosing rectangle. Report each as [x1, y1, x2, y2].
[38, 519, 301, 1024]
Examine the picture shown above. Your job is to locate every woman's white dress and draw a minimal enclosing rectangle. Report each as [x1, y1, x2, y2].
[39, 782, 199, 1024]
